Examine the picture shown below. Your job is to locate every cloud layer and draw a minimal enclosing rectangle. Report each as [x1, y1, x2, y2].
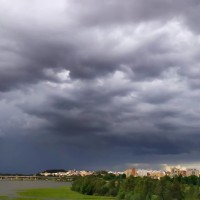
[1, 0, 200, 173]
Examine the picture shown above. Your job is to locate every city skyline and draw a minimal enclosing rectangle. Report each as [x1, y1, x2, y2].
[1, 0, 200, 173]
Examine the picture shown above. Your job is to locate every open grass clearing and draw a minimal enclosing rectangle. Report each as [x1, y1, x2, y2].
[18, 186, 115, 200]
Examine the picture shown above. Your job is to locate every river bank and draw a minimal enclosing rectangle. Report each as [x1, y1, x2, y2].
[0, 180, 69, 197]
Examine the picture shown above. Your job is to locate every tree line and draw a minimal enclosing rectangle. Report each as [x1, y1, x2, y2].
[71, 173, 200, 200]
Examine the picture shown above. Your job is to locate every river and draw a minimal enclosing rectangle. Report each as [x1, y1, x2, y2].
[0, 180, 70, 197]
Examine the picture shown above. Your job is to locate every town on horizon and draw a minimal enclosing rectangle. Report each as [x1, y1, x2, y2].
[26, 164, 200, 179]
[2, 164, 200, 177]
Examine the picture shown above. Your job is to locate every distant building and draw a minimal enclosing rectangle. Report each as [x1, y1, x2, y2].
[171, 167, 181, 176]
[148, 171, 165, 179]
[180, 170, 187, 177]
[164, 166, 199, 177]
[40, 172, 51, 176]
[137, 169, 149, 177]
[79, 170, 93, 176]
[125, 168, 137, 177]
[165, 171, 171, 176]
[186, 169, 199, 177]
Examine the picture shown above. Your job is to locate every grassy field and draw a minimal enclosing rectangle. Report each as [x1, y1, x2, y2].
[0, 186, 115, 200]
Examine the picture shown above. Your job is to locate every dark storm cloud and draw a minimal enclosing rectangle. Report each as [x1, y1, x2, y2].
[19, 82, 200, 156]
[71, 0, 183, 25]
[0, 0, 199, 90]
[1, 0, 200, 172]
[72, 0, 200, 34]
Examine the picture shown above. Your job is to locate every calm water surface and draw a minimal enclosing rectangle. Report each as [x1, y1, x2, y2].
[0, 180, 70, 197]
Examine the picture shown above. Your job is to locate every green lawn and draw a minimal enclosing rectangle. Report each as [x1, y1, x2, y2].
[16, 186, 114, 200]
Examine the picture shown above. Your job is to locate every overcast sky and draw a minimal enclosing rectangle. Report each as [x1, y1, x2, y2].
[1, 0, 200, 173]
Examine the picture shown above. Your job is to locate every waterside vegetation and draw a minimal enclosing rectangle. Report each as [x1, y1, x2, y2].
[72, 173, 200, 200]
